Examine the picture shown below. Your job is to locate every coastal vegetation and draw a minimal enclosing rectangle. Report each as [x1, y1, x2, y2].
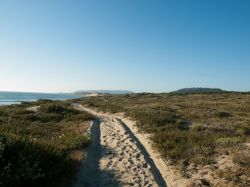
[77, 92, 250, 186]
[0, 100, 94, 187]
[1, 92, 249, 186]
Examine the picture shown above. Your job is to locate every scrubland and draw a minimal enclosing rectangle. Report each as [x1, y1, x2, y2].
[0, 100, 94, 187]
[77, 93, 250, 186]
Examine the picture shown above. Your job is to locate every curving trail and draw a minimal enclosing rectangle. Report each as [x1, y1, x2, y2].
[72, 104, 167, 187]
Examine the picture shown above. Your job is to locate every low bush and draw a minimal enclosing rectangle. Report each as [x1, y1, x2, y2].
[216, 136, 245, 146]
[152, 130, 215, 165]
[0, 134, 75, 187]
[0, 100, 94, 187]
[217, 111, 232, 118]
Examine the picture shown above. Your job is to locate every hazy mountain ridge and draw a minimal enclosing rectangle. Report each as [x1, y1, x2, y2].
[74, 90, 133, 95]
[171, 87, 225, 94]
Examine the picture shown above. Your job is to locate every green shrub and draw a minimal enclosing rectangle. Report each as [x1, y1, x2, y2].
[0, 134, 75, 187]
[152, 130, 215, 164]
[216, 136, 245, 146]
[40, 103, 79, 115]
[241, 125, 250, 135]
[0, 101, 94, 187]
[217, 111, 232, 118]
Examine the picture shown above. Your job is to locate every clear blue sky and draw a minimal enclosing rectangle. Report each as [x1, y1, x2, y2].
[0, 0, 249, 93]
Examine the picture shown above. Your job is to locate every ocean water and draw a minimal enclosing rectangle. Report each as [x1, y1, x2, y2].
[0, 91, 80, 105]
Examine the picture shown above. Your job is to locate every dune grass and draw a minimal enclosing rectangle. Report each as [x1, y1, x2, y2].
[0, 100, 94, 187]
[77, 92, 250, 185]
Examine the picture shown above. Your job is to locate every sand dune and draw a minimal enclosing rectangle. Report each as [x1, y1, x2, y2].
[72, 104, 170, 187]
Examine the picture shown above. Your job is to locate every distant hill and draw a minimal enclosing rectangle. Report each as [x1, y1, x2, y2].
[73, 90, 133, 95]
[171, 88, 225, 94]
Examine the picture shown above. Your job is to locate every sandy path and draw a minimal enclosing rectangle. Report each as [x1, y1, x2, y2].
[72, 104, 167, 187]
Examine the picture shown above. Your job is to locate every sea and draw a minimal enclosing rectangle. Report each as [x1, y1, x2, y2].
[0, 91, 80, 106]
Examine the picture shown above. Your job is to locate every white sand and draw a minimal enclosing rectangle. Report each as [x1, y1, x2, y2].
[26, 106, 40, 112]
[99, 116, 158, 186]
